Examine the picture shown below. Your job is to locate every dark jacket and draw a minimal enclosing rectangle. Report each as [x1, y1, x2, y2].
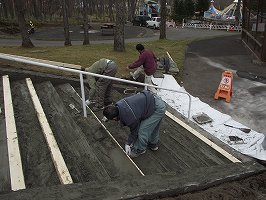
[116, 90, 155, 144]
[128, 49, 157, 76]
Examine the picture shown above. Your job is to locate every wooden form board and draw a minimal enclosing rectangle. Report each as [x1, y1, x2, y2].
[26, 78, 73, 184]
[2, 75, 26, 191]
[165, 111, 241, 163]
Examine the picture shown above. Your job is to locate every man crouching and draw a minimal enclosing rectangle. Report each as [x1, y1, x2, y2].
[103, 90, 166, 158]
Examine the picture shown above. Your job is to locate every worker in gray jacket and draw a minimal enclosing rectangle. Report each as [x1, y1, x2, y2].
[85, 58, 117, 111]
[103, 90, 166, 157]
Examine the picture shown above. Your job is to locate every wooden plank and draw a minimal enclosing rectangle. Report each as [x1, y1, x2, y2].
[25, 78, 73, 184]
[165, 111, 241, 163]
[2, 75, 25, 191]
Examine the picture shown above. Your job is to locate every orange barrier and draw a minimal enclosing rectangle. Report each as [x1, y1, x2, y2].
[214, 71, 233, 103]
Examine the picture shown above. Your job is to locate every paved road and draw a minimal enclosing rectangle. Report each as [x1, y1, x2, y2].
[0, 25, 238, 47]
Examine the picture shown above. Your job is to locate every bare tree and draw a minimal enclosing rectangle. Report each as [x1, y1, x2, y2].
[108, 0, 114, 22]
[127, 0, 137, 21]
[62, 0, 72, 46]
[114, 0, 125, 52]
[13, 0, 34, 48]
[32, 0, 42, 19]
[235, 0, 241, 26]
[160, 0, 166, 39]
[82, 0, 90, 45]
[1, 0, 9, 18]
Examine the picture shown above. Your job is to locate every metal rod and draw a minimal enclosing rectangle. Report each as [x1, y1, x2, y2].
[79, 73, 87, 117]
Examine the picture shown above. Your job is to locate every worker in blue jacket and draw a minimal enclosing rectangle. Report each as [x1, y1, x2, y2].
[103, 90, 166, 157]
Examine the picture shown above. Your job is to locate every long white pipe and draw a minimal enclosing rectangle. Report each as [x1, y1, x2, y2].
[0, 53, 192, 121]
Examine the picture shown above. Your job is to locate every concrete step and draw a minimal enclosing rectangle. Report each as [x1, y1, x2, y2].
[34, 81, 112, 183]
[11, 79, 60, 188]
[55, 83, 142, 179]
[97, 88, 233, 175]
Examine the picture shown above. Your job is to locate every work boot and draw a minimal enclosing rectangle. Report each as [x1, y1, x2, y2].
[130, 149, 146, 158]
[85, 99, 96, 106]
[148, 143, 159, 151]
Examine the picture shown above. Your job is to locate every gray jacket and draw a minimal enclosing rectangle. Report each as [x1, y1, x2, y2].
[116, 90, 155, 144]
[85, 58, 111, 100]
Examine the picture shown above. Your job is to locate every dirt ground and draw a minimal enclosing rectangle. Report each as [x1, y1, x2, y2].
[161, 170, 266, 200]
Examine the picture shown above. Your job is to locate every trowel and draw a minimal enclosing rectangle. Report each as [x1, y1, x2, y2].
[69, 103, 81, 114]
[224, 124, 251, 133]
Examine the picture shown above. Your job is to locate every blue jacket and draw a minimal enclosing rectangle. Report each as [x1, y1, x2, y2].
[116, 90, 155, 144]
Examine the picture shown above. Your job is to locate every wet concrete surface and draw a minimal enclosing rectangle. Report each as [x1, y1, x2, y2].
[55, 83, 141, 179]
[11, 80, 59, 188]
[34, 81, 113, 183]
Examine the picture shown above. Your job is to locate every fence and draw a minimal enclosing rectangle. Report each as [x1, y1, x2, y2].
[182, 22, 242, 32]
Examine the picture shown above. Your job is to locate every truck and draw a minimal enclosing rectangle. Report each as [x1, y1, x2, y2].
[146, 17, 161, 29]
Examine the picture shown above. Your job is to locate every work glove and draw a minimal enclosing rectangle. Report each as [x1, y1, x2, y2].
[85, 99, 96, 105]
[125, 144, 131, 156]
[102, 116, 108, 122]
[85, 99, 91, 105]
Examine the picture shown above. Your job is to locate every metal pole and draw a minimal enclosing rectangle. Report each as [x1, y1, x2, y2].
[79, 73, 87, 117]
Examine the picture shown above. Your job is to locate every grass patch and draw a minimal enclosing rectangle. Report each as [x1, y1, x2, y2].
[0, 39, 191, 81]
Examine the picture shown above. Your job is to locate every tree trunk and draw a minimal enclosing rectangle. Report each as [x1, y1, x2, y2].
[108, 0, 114, 22]
[159, 0, 166, 39]
[83, 0, 90, 45]
[114, 0, 125, 52]
[127, 0, 137, 21]
[4, 0, 15, 19]
[14, 0, 34, 48]
[235, 0, 241, 26]
[32, 0, 41, 19]
[1, 0, 9, 18]
[62, 0, 72, 46]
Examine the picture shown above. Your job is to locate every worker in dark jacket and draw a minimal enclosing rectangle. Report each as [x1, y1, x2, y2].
[85, 58, 117, 111]
[103, 90, 166, 157]
[127, 44, 157, 93]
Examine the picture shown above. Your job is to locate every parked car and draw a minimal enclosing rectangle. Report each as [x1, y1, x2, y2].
[146, 17, 161, 29]
[132, 15, 151, 27]
[166, 20, 176, 28]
